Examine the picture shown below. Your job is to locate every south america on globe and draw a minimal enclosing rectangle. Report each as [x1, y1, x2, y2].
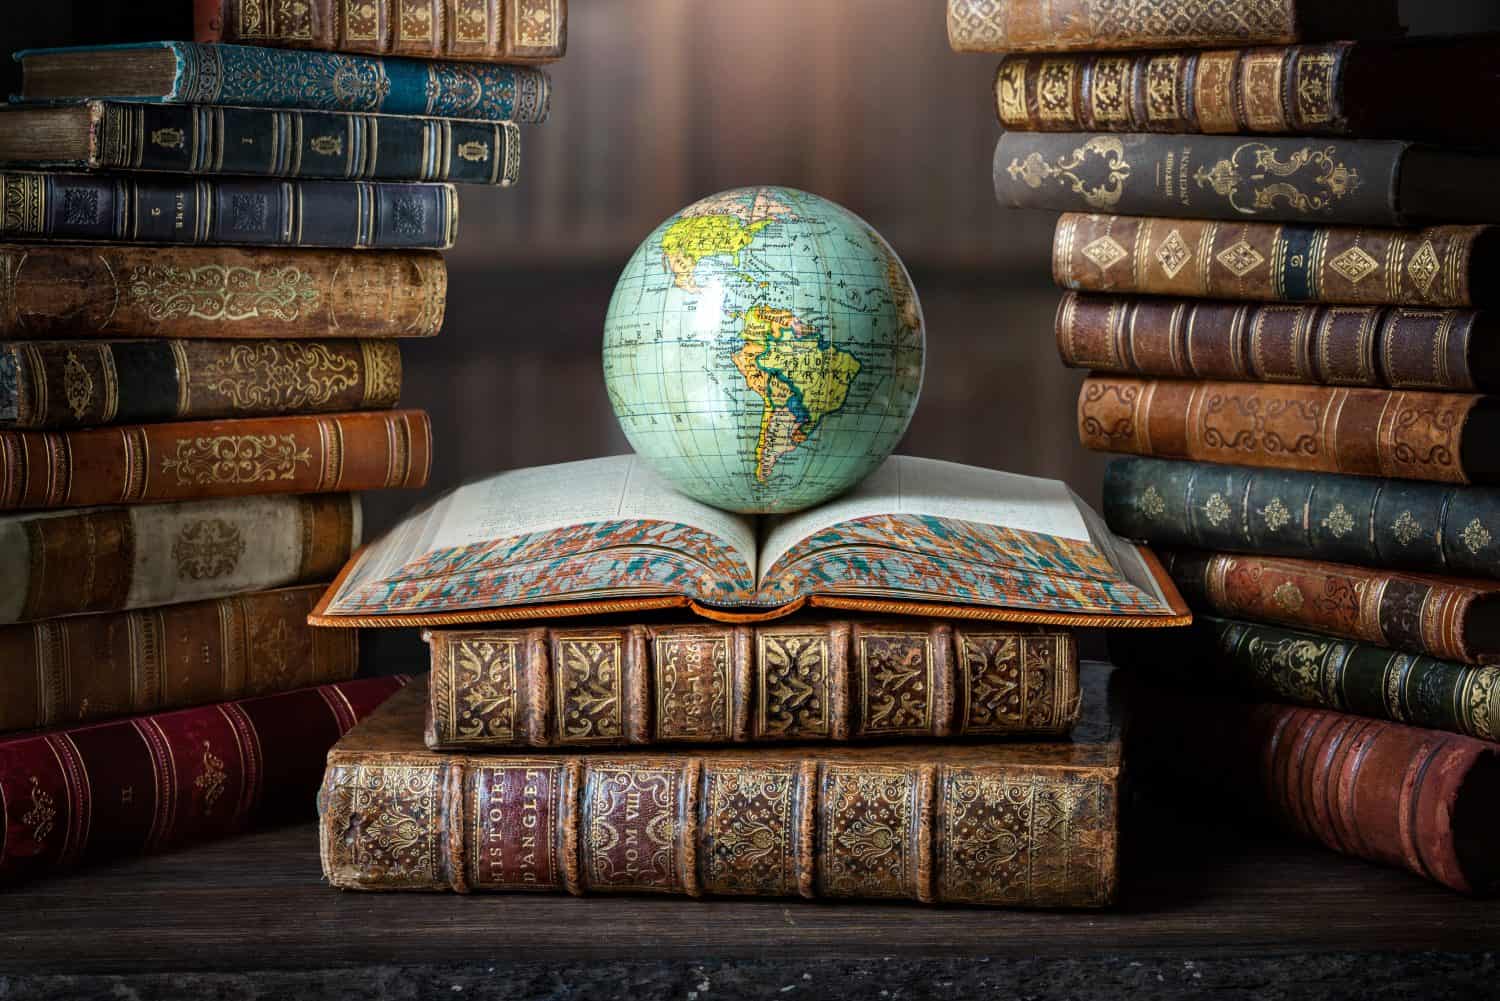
[603, 187, 925, 514]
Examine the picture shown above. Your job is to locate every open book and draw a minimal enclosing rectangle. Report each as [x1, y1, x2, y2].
[310, 455, 1189, 628]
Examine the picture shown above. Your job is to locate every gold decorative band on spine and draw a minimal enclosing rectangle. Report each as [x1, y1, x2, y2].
[0, 173, 46, 235]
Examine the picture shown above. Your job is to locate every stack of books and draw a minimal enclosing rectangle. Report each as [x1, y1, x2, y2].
[953, 0, 1500, 893]
[0, 0, 565, 884]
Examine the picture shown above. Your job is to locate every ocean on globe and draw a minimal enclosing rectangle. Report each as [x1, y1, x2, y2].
[602, 187, 925, 514]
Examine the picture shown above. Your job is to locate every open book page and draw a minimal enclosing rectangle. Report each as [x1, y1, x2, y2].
[326, 456, 759, 615]
[752, 455, 1174, 617]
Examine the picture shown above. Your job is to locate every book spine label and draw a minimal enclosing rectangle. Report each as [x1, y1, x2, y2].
[196, 0, 566, 63]
[319, 749, 1119, 906]
[0, 493, 359, 624]
[949, 0, 1304, 52]
[996, 46, 1354, 136]
[0, 172, 457, 249]
[1103, 457, 1500, 581]
[996, 133, 1403, 225]
[1053, 213, 1484, 307]
[1116, 617, 1500, 742]
[1130, 675, 1500, 894]
[0, 409, 429, 510]
[0, 244, 446, 340]
[1056, 292, 1482, 391]
[93, 105, 521, 187]
[424, 622, 1080, 749]
[0, 585, 358, 733]
[1079, 376, 1486, 484]
[169, 42, 551, 124]
[0, 674, 403, 884]
[1161, 549, 1494, 664]
[1, 339, 401, 429]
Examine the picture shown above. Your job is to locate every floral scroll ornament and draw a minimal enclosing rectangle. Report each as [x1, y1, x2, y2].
[1321, 503, 1355, 537]
[1194, 142, 1360, 216]
[1462, 518, 1493, 554]
[160, 433, 312, 485]
[1007, 136, 1132, 210]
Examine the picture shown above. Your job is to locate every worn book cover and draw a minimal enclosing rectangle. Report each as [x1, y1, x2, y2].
[319, 665, 1123, 907]
[310, 454, 1189, 630]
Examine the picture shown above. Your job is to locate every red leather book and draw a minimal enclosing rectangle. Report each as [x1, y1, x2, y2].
[1128, 673, 1500, 895]
[0, 409, 430, 509]
[0, 674, 406, 884]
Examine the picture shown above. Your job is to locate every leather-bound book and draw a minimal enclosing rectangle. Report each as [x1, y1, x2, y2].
[994, 40, 1500, 144]
[319, 669, 1123, 907]
[0, 408, 429, 510]
[0, 585, 357, 734]
[0, 103, 521, 187]
[1056, 293, 1499, 392]
[1, 339, 401, 430]
[1053, 213, 1498, 308]
[195, 0, 566, 63]
[0, 172, 457, 250]
[424, 621, 1078, 749]
[0, 244, 446, 341]
[1161, 550, 1500, 664]
[1111, 616, 1500, 741]
[1, 494, 360, 623]
[1078, 376, 1500, 485]
[14, 43, 551, 125]
[947, 0, 1399, 53]
[0, 674, 405, 885]
[1102, 457, 1500, 582]
[997, 134, 1500, 226]
[1127, 673, 1500, 895]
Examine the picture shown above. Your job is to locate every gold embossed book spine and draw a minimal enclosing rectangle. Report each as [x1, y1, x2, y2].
[0, 585, 358, 734]
[194, 0, 567, 63]
[0, 339, 402, 429]
[1077, 376, 1500, 485]
[0, 408, 431, 509]
[0, 244, 447, 340]
[423, 622, 1079, 749]
[947, 0, 1400, 53]
[320, 675, 1122, 907]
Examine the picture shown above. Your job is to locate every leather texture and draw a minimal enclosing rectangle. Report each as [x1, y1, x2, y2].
[1053, 213, 1487, 307]
[0, 585, 358, 733]
[0, 408, 430, 509]
[197, 0, 566, 63]
[0, 674, 405, 885]
[1056, 292, 1488, 391]
[0, 244, 447, 340]
[1078, 376, 1493, 484]
[424, 620, 1079, 749]
[321, 670, 1122, 907]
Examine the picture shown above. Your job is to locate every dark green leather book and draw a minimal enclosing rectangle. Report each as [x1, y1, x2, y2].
[1110, 616, 1500, 743]
[1103, 458, 1500, 580]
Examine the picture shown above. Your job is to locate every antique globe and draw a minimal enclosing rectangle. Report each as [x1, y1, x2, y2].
[603, 187, 925, 514]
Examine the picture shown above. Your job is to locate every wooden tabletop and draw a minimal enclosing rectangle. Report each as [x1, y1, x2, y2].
[3, 793, 1495, 977]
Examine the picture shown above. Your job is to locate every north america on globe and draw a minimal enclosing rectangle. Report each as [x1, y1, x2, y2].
[603, 186, 925, 514]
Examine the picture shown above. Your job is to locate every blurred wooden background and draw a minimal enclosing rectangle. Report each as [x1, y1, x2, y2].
[4, 1, 1500, 669]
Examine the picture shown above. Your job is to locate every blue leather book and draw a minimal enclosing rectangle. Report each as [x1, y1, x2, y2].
[13, 42, 551, 124]
[0, 102, 521, 186]
[0, 171, 457, 249]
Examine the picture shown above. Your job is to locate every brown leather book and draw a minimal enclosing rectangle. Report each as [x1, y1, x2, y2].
[0, 585, 357, 734]
[1, 494, 359, 623]
[0, 408, 430, 509]
[993, 40, 1500, 144]
[1077, 376, 1500, 485]
[947, 0, 1398, 53]
[1160, 550, 1500, 664]
[1056, 293, 1498, 392]
[1, 339, 402, 429]
[424, 621, 1078, 749]
[195, 0, 566, 63]
[1053, 213, 1498, 308]
[319, 668, 1123, 907]
[0, 244, 447, 340]
[1128, 674, 1500, 895]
